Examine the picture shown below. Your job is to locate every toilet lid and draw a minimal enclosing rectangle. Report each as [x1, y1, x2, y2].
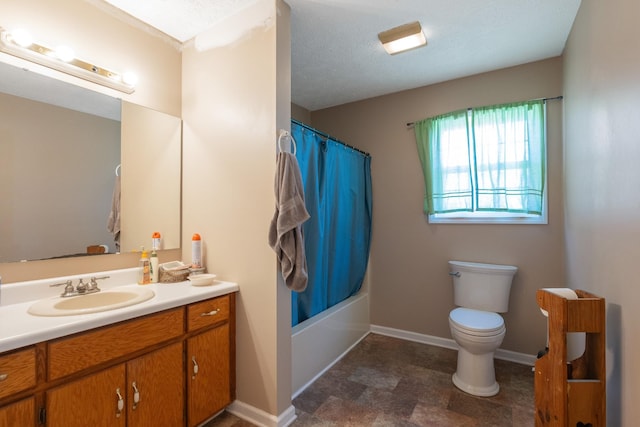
[449, 307, 504, 334]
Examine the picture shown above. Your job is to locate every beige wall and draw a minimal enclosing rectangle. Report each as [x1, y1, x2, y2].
[0, 93, 119, 262]
[0, 0, 182, 282]
[181, 0, 291, 416]
[291, 102, 311, 123]
[311, 58, 565, 355]
[1, 0, 292, 419]
[120, 102, 182, 253]
[563, 1, 640, 424]
[0, 0, 291, 419]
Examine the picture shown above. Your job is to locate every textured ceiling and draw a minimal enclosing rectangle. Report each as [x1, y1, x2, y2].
[105, 0, 582, 111]
[103, 0, 259, 43]
[286, 0, 581, 110]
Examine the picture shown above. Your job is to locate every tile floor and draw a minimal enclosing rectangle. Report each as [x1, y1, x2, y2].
[206, 333, 535, 426]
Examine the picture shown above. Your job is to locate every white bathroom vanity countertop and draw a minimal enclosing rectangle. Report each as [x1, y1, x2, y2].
[0, 268, 239, 353]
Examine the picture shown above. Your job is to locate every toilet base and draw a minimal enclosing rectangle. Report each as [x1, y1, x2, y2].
[452, 346, 500, 397]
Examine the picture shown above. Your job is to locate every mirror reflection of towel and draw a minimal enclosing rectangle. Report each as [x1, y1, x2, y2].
[268, 152, 310, 291]
[107, 174, 121, 251]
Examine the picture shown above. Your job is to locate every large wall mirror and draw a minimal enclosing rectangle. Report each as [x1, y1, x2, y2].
[0, 61, 181, 263]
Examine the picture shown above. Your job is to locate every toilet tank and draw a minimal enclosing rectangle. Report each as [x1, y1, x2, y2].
[448, 260, 518, 313]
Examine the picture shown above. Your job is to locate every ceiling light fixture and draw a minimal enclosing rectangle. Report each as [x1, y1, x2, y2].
[0, 28, 136, 94]
[378, 21, 427, 55]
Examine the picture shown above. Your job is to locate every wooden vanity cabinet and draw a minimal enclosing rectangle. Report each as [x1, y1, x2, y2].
[126, 342, 184, 427]
[47, 308, 184, 381]
[46, 342, 185, 427]
[0, 347, 37, 400]
[47, 364, 126, 427]
[188, 325, 231, 426]
[187, 295, 234, 427]
[0, 347, 37, 427]
[0, 292, 235, 427]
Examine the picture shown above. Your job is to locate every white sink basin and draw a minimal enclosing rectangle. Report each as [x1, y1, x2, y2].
[28, 287, 155, 317]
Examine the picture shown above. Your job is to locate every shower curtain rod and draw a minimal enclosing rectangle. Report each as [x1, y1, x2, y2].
[292, 119, 370, 157]
[405, 95, 564, 128]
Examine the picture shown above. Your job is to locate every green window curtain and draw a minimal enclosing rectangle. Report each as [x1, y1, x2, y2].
[414, 100, 546, 216]
[414, 109, 472, 214]
[472, 100, 546, 214]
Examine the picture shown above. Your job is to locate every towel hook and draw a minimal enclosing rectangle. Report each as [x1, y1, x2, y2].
[278, 129, 297, 155]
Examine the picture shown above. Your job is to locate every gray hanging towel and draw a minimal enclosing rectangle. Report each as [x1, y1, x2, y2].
[268, 152, 310, 291]
[106, 174, 121, 251]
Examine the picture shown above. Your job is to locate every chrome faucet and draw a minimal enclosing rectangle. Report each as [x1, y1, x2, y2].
[50, 276, 110, 297]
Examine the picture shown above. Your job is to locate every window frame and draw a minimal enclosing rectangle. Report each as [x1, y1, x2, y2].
[427, 196, 548, 224]
[417, 101, 549, 225]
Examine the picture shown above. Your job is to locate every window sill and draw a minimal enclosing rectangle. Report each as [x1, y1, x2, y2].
[428, 214, 547, 225]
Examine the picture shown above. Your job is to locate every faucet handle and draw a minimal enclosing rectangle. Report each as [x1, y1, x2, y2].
[50, 280, 74, 296]
[50, 280, 71, 288]
[89, 276, 109, 291]
[76, 278, 88, 293]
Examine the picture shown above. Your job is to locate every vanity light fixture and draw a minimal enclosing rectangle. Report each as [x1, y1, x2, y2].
[0, 28, 137, 94]
[378, 21, 427, 55]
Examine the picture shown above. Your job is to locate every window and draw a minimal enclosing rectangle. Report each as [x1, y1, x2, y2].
[414, 100, 547, 224]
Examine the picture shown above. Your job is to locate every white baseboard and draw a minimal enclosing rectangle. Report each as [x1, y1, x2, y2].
[370, 324, 537, 366]
[227, 401, 297, 427]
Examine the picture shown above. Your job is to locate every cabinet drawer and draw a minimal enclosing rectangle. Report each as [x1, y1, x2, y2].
[48, 308, 184, 381]
[0, 348, 37, 400]
[187, 295, 230, 331]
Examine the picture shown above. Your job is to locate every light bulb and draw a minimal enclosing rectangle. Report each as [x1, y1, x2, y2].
[54, 45, 75, 62]
[10, 29, 32, 47]
[122, 71, 138, 86]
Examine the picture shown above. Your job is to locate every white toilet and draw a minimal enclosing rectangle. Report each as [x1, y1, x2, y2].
[448, 260, 518, 397]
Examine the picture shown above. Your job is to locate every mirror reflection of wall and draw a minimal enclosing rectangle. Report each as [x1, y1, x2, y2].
[0, 92, 120, 262]
[0, 63, 182, 263]
[120, 101, 181, 253]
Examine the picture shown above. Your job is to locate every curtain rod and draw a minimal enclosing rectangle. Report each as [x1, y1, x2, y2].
[291, 119, 370, 157]
[405, 95, 564, 128]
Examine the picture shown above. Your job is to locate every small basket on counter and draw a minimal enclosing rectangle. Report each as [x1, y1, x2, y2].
[158, 261, 191, 283]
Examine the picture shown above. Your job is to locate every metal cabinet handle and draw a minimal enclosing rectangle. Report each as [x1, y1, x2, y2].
[0, 373, 7, 382]
[116, 388, 124, 418]
[132, 381, 140, 410]
[191, 356, 199, 379]
[200, 308, 220, 317]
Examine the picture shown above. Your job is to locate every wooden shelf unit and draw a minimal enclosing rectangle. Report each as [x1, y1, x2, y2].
[534, 289, 606, 427]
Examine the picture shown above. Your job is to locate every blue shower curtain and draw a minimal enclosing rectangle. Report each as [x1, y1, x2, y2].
[291, 121, 372, 326]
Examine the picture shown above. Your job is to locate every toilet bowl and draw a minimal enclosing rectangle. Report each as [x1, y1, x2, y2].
[449, 307, 506, 396]
[448, 260, 517, 397]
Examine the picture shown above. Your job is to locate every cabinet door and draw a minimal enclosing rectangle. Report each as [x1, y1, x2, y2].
[0, 397, 35, 427]
[126, 342, 184, 427]
[47, 365, 126, 427]
[187, 324, 230, 427]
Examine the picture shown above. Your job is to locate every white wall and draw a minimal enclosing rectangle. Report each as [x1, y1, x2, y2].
[563, 0, 640, 424]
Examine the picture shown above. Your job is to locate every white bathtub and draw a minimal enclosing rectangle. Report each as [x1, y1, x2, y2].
[291, 291, 370, 397]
